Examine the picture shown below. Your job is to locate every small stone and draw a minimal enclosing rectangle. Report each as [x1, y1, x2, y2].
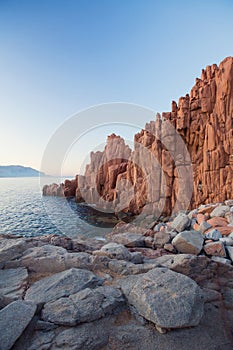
[171, 213, 190, 232]
[144, 236, 154, 248]
[153, 223, 166, 232]
[172, 230, 204, 255]
[164, 243, 177, 253]
[107, 233, 145, 248]
[198, 205, 217, 215]
[219, 237, 233, 246]
[199, 221, 212, 234]
[98, 243, 131, 261]
[188, 209, 198, 219]
[130, 252, 143, 264]
[225, 212, 233, 225]
[204, 241, 226, 257]
[154, 231, 170, 248]
[193, 223, 200, 231]
[213, 226, 233, 236]
[211, 256, 232, 265]
[205, 229, 222, 241]
[169, 230, 178, 239]
[197, 214, 205, 224]
[210, 205, 231, 218]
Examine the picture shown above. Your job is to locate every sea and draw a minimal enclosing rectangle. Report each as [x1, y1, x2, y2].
[0, 177, 113, 239]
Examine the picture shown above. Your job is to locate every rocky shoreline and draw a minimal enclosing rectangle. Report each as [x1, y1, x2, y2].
[0, 201, 233, 349]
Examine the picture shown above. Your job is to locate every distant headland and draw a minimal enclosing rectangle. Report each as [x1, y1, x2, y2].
[0, 165, 45, 178]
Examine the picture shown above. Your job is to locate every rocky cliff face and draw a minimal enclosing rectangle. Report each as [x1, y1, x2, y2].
[44, 57, 233, 217]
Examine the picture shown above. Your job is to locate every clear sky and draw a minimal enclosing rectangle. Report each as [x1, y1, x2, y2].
[0, 0, 233, 175]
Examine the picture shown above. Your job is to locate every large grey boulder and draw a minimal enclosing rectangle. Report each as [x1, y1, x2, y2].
[50, 322, 109, 350]
[108, 233, 145, 248]
[5, 244, 93, 273]
[10, 245, 67, 273]
[0, 300, 36, 350]
[42, 286, 124, 326]
[120, 267, 204, 330]
[0, 268, 28, 304]
[172, 230, 204, 254]
[171, 213, 190, 232]
[25, 268, 102, 304]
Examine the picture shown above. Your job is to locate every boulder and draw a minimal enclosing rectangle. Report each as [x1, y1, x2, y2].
[211, 256, 232, 265]
[0, 268, 28, 304]
[12, 245, 67, 273]
[25, 268, 102, 304]
[0, 300, 36, 350]
[171, 213, 190, 232]
[42, 286, 124, 325]
[226, 246, 233, 261]
[0, 238, 28, 267]
[204, 241, 226, 257]
[210, 205, 231, 218]
[205, 229, 222, 241]
[219, 237, 233, 246]
[172, 230, 204, 255]
[120, 268, 204, 330]
[199, 221, 212, 234]
[96, 243, 131, 261]
[207, 217, 228, 227]
[107, 232, 145, 247]
[154, 231, 170, 248]
[50, 322, 109, 350]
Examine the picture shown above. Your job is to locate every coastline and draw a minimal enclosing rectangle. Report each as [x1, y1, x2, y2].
[0, 200, 233, 349]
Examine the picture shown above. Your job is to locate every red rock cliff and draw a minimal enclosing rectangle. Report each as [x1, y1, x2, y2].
[44, 57, 233, 217]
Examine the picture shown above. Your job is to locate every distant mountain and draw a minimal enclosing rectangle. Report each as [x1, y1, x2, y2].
[0, 165, 46, 177]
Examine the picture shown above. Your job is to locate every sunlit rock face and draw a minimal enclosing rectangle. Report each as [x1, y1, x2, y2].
[43, 57, 233, 217]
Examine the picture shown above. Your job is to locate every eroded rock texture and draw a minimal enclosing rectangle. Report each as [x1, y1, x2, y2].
[44, 57, 233, 217]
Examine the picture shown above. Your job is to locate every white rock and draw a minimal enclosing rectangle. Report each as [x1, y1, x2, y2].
[172, 230, 204, 255]
[210, 205, 230, 218]
[171, 213, 191, 232]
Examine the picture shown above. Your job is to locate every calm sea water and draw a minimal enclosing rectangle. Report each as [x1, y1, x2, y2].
[0, 177, 111, 239]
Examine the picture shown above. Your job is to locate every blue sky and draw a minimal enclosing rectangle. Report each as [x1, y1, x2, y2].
[0, 0, 233, 175]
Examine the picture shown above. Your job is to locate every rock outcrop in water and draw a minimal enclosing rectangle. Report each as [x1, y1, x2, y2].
[43, 57, 233, 217]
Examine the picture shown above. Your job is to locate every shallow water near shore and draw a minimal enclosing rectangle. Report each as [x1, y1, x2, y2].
[0, 177, 113, 238]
